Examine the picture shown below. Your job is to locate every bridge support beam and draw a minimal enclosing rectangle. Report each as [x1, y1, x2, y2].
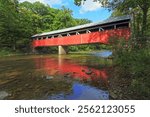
[58, 46, 68, 55]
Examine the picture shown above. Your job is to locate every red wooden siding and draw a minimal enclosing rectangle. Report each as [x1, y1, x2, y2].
[32, 28, 130, 47]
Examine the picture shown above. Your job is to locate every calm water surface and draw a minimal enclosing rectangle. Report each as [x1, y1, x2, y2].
[0, 51, 112, 100]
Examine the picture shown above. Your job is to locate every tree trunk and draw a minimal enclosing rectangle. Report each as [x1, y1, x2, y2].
[132, 12, 136, 38]
[12, 38, 16, 51]
[142, 8, 148, 36]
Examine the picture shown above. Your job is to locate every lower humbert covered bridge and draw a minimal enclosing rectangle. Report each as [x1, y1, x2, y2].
[31, 15, 131, 54]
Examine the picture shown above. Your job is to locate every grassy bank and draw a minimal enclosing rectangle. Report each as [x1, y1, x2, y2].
[0, 48, 23, 57]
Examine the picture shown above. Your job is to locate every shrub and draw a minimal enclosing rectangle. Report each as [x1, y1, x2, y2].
[109, 37, 150, 98]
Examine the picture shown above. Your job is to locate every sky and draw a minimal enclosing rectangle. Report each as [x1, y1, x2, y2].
[19, 0, 112, 22]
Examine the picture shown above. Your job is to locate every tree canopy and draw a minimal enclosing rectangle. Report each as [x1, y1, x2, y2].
[1, 0, 150, 53]
[74, 0, 150, 36]
[0, 0, 91, 52]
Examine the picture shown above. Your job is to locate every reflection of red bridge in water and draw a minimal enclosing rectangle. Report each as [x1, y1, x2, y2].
[34, 57, 109, 81]
[31, 16, 131, 54]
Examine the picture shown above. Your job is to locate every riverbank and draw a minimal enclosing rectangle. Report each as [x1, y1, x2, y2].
[108, 40, 150, 99]
[108, 66, 149, 100]
[0, 48, 23, 57]
[0, 48, 111, 57]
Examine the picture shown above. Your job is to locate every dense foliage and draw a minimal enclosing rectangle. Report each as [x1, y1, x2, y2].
[0, 0, 92, 54]
[74, 0, 150, 36]
[108, 37, 150, 99]
[107, 0, 150, 99]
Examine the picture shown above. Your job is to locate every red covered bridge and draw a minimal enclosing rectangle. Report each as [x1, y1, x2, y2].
[31, 15, 131, 54]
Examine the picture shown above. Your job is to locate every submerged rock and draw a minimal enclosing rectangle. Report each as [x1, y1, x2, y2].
[46, 76, 54, 80]
[64, 73, 72, 78]
[110, 91, 117, 99]
[25, 84, 29, 87]
[85, 69, 93, 75]
[0, 91, 9, 100]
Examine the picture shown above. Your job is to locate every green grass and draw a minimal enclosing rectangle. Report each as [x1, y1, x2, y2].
[0, 48, 22, 57]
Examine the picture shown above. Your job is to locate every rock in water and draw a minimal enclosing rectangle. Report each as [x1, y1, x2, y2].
[0, 91, 9, 99]
[46, 76, 54, 80]
[85, 69, 93, 75]
[110, 92, 117, 99]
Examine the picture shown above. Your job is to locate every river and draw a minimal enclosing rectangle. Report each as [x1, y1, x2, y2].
[0, 51, 113, 100]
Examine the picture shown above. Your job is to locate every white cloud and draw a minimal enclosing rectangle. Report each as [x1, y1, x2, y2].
[80, 0, 102, 14]
[46, 0, 62, 5]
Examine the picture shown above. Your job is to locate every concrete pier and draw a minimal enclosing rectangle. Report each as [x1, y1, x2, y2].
[58, 46, 68, 55]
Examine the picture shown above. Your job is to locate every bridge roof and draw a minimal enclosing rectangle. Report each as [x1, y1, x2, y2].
[32, 15, 131, 38]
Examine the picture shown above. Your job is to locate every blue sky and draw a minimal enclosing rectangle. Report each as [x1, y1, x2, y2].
[19, 0, 112, 22]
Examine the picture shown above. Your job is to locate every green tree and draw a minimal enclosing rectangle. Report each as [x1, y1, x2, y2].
[107, 0, 150, 36]
[0, 0, 20, 50]
[74, 0, 150, 36]
[75, 18, 91, 25]
[52, 6, 75, 30]
[32, 2, 49, 16]
[0, 0, 94, 54]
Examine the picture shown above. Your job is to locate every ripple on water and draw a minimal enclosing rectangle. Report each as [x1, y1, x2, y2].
[92, 51, 112, 58]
